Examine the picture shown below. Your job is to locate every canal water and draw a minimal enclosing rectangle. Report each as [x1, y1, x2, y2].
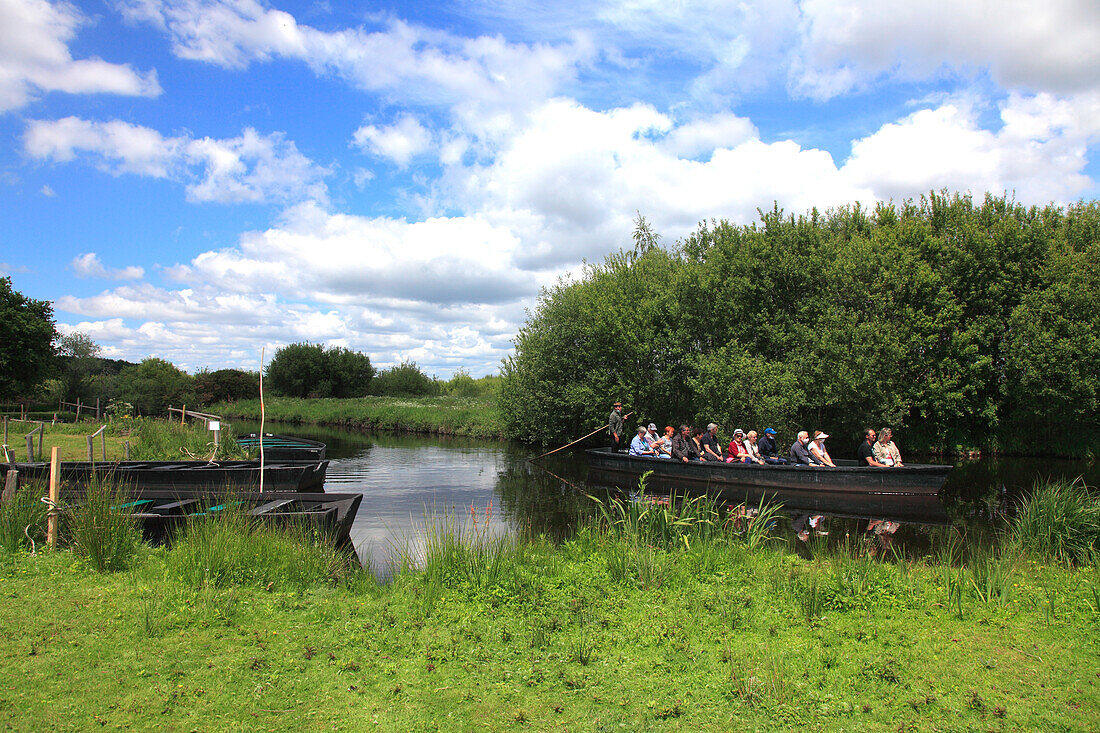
[237, 422, 1099, 571]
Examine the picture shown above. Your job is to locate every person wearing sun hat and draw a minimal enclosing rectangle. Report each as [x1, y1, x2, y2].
[808, 430, 836, 467]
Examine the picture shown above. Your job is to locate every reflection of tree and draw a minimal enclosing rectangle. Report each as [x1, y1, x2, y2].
[493, 452, 600, 542]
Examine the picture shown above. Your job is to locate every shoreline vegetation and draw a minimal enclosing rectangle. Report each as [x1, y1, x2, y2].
[0, 478, 1098, 730]
[211, 395, 506, 440]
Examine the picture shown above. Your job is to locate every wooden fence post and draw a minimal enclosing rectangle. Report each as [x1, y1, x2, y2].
[47, 447, 60, 548]
[76, 401, 82, 421]
[101, 429, 106, 461]
[26, 434, 34, 462]
[96, 397, 101, 421]
[3, 415, 7, 446]
[87, 434, 94, 463]
[38, 422, 43, 458]
[181, 404, 186, 424]
[1, 468, 17, 502]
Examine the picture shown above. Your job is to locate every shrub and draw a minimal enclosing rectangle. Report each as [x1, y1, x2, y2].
[371, 360, 439, 397]
[0, 478, 47, 553]
[1011, 477, 1100, 564]
[194, 368, 260, 405]
[68, 477, 142, 572]
[265, 343, 374, 398]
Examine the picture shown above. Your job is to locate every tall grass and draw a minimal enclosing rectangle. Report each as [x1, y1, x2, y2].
[67, 476, 142, 572]
[0, 479, 47, 553]
[211, 395, 504, 438]
[127, 418, 250, 461]
[167, 504, 358, 590]
[1011, 477, 1100, 565]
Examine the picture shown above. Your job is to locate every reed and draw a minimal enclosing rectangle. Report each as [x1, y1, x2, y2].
[67, 475, 142, 572]
[0, 479, 47, 553]
[1011, 477, 1100, 565]
[127, 418, 250, 461]
[167, 503, 357, 590]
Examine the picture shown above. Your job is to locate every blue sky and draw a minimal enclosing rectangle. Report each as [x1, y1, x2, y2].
[2, 0, 1099, 377]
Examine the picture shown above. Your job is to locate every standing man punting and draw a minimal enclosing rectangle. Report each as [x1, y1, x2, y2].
[608, 401, 624, 450]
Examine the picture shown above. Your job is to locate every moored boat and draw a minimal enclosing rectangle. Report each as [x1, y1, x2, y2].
[64, 487, 361, 547]
[586, 448, 952, 523]
[1, 459, 329, 492]
[235, 433, 327, 461]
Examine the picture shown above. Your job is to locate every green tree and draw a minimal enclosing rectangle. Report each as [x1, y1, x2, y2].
[194, 368, 260, 405]
[265, 343, 329, 398]
[112, 358, 195, 417]
[325, 347, 375, 398]
[56, 331, 102, 401]
[371, 361, 439, 397]
[0, 277, 57, 398]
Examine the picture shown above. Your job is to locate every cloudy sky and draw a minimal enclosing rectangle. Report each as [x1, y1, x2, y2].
[2, 0, 1099, 376]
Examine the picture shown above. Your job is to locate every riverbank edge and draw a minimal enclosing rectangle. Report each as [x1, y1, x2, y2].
[210, 395, 506, 440]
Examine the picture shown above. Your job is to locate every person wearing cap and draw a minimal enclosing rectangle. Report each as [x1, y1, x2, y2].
[873, 427, 904, 467]
[700, 422, 724, 462]
[608, 401, 624, 450]
[758, 428, 786, 464]
[789, 430, 821, 465]
[726, 428, 750, 463]
[630, 424, 657, 456]
[808, 430, 836, 467]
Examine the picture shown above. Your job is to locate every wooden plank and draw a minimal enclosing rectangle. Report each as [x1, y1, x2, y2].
[249, 499, 295, 516]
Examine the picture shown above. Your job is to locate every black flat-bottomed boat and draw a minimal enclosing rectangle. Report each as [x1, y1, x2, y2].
[1, 459, 329, 492]
[235, 433, 327, 461]
[586, 448, 952, 522]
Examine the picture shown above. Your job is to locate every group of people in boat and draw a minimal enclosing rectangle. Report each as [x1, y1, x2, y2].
[608, 401, 905, 467]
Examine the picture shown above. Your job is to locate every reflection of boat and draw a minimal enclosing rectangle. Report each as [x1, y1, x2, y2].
[586, 448, 952, 523]
[236, 433, 327, 461]
[1, 460, 329, 492]
[69, 488, 360, 548]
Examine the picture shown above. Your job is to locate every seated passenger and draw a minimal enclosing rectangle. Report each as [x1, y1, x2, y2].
[630, 424, 657, 456]
[652, 425, 675, 458]
[726, 428, 751, 463]
[672, 425, 701, 462]
[700, 422, 724, 462]
[758, 428, 787, 464]
[857, 428, 890, 467]
[808, 431, 836, 467]
[873, 427, 904, 467]
[789, 431, 821, 465]
[743, 431, 766, 465]
[692, 427, 718, 461]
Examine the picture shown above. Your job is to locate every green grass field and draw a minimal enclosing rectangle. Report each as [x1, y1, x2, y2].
[210, 395, 504, 439]
[1, 490, 1098, 732]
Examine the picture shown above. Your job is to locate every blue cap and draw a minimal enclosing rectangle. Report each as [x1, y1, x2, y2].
[764, 428, 777, 435]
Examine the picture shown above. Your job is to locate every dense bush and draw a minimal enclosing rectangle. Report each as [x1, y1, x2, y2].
[500, 194, 1100, 454]
[108, 358, 196, 417]
[371, 360, 439, 397]
[194, 368, 260, 405]
[265, 343, 374, 398]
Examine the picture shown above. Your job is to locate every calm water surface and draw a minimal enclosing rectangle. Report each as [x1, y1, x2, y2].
[238, 422, 1099, 570]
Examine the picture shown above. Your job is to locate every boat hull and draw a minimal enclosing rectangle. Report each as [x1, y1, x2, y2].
[586, 448, 952, 523]
[235, 433, 327, 461]
[2, 460, 329, 492]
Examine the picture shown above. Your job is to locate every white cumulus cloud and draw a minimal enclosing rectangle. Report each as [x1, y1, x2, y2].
[70, 253, 145, 280]
[24, 117, 329, 204]
[0, 0, 161, 112]
[352, 115, 433, 168]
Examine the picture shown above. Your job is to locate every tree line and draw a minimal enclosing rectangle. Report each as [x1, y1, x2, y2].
[1, 281, 496, 417]
[499, 193, 1100, 457]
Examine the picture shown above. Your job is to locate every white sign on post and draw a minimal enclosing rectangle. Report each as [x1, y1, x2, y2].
[208, 420, 221, 446]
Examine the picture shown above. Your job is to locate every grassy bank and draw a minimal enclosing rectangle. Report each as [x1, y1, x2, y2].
[2, 418, 249, 462]
[2, 484, 1099, 730]
[211, 395, 504, 439]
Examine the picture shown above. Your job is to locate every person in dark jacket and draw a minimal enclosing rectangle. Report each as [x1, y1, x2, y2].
[789, 431, 821, 465]
[758, 428, 787, 464]
[608, 401, 624, 449]
[672, 425, 701, 462]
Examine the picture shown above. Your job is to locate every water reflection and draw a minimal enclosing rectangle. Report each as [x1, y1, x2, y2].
[232, 421, 1096, 570]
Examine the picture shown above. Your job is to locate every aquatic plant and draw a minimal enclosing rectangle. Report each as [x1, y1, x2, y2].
[1011, 477, 1100, 565]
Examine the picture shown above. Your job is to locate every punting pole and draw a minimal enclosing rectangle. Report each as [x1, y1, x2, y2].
[259, 347, 266, 494]
[528, 411, 633, 462]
